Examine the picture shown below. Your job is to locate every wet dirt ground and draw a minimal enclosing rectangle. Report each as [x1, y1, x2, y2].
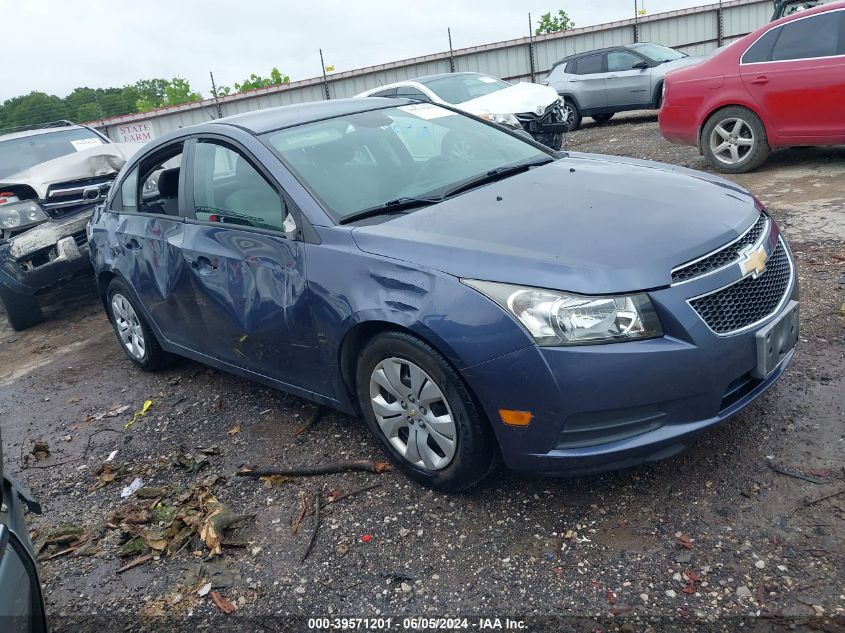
[1, 113, 843, 632]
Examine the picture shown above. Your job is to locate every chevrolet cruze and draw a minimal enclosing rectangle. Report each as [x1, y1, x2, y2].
[88, 98, 799, 490]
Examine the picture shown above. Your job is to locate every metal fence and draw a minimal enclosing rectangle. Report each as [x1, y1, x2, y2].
[95, 0, 771, 143]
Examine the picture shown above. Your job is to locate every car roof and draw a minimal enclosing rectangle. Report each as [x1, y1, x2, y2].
[213, 97, 420, 134]
[360, 72, 487, 94]
[0, 124, 89, 142]
[557, 42, 659, 62]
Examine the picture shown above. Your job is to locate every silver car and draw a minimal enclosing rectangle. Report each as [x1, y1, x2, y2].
[544, 43, 701, 131]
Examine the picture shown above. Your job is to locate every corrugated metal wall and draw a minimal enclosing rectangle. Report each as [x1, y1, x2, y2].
[97, 0, 771, 142]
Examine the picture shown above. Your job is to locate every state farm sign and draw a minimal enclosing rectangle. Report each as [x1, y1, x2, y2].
[117, 122, 155, 143]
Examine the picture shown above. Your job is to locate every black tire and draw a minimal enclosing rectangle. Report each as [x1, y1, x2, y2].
[0, 287, 43, 331]
[701, 106, 770, 174]
[355, 331, 498, 492]
[106, 278, 169, 371]
[561, 98, 582, 132]
[592, 113, 614, 124]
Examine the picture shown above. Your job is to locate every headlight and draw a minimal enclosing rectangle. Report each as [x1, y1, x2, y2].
[462, 279, 663, 346]
[480, 113, 522, 129]
[0, 200, 48, 230]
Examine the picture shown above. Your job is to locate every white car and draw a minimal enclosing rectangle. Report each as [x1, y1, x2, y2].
[356, 72, 567, 150]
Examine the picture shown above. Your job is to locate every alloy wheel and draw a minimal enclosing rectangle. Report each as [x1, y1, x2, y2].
[709, 117, 755, 165]
[111, 293, 146, 360]
[562, 103, 575, 127]
[369, 357, 457, 471]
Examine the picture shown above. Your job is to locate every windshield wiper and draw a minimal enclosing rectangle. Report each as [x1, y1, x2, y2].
[439, 157, 554, 198]
[338, 196, 443, 225]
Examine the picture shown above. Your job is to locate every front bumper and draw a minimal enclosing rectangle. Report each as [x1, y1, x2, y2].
[0, 209, 93, 295]
[461, 236, 798, 476]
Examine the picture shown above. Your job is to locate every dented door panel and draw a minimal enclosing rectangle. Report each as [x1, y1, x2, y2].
[180, 222, 328, 396]
[112, 213, 201, 350]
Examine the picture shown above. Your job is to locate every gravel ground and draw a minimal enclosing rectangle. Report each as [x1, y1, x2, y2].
[1, 112, 843, 632]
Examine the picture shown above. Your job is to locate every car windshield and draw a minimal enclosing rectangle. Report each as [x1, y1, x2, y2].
[781, 1, 822, 16]
[263, 104, 551, 222]
[632, 43, 687, 63]
[0, 127, 105, 179]
[420, 74, 511, 104]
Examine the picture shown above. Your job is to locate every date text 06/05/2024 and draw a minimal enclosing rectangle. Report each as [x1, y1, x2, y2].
[307, 617, 527, 630]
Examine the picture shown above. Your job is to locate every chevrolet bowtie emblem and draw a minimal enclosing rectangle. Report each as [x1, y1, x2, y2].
[738, 244, 768, 278]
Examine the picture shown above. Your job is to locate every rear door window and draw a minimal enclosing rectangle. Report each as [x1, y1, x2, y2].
[368, 88, 396, 98]
[575, 54, 604, 75]
[770, 11, 842, 60]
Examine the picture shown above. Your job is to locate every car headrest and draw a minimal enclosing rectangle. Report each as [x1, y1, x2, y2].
[157, 167, 180, 199]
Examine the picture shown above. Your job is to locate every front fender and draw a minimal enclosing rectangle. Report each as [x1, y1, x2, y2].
[304, 231, 533, 408]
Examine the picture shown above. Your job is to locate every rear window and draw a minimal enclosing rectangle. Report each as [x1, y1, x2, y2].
[742, 27, 783, 63]
[770, 10, 843, 60]
[0, 128, 105, 179]
[574, 54, 604, 75]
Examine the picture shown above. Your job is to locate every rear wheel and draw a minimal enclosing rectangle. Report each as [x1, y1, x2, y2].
[356, 331, 498, 491]
[592, 113, 614, 124]
[0, 287, 43, 331]
[106, 279, 169, 370]
[702, 106, 770, 174]
[561, 99, 582, 132]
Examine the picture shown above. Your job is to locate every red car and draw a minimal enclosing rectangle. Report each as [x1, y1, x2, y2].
[659, 1, 845, 173]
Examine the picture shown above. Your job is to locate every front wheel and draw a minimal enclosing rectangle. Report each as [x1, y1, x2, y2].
[0, 287, 43, 331]
[561, 98, 582, 132]
[702, 106, 770, 173]
[356, 331, 498, 491]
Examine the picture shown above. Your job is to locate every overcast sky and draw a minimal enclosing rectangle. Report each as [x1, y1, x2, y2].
[3, 0, 708, 102]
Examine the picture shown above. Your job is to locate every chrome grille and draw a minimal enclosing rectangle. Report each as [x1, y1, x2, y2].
[672, 215, 768, 284]
[689, 239, 792, 335]
[43, 176, 113, 219]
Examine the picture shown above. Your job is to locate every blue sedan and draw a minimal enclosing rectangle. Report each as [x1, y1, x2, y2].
[88, 98, 799, 490]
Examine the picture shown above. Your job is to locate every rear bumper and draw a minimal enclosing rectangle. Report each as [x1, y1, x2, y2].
[658, 105, 700, 146]
[0, 210, 93, 295]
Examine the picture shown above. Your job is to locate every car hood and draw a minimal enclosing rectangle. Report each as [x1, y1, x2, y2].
[654, 55, 704, 77]
[351, 153, 760, 295]
[0, 143, 142, 199]
[458, 82, 560, 117]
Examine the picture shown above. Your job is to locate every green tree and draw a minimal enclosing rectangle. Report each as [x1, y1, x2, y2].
[2, 92, 68, 127]
[75, 102, 102, 122]
[234, 67, 290, 92]
[535, 9, 575, 35]
[134, 77, 201, 112]
[134, 79, 169, 106]
[163, 77, 201, 106]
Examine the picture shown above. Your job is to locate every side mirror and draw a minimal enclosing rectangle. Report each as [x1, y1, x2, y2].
[632, 61, 650, 70]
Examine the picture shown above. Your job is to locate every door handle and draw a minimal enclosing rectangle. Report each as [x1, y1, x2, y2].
[123, 238, 142, 252]
[607, 75, 618, 79]
[751, 76, 769, 85]
[190, 256, 218, 274]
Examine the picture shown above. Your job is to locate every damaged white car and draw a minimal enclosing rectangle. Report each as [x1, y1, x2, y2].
[356, 72, 568, 150]
[0, 122, 140, 330]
